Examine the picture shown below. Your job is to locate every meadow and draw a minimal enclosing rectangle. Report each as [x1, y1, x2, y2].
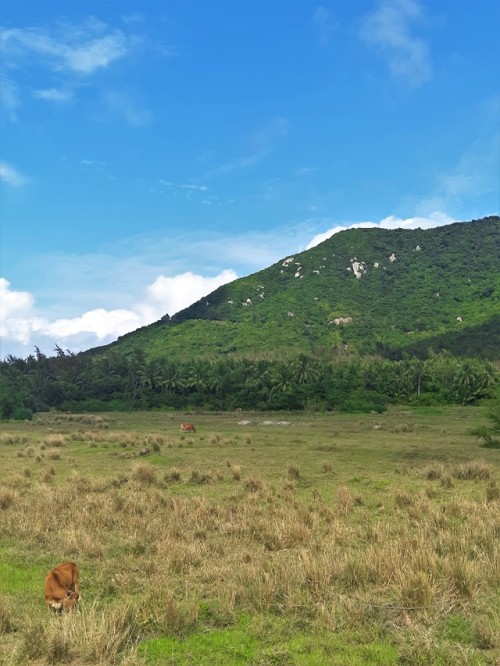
[0, 406, 498, 665]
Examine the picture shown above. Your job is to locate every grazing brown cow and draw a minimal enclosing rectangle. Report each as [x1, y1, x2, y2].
[45, 562, 80, 612]
[180, 422, 196, 433]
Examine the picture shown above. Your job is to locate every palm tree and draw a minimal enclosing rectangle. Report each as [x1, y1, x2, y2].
[271, 362, 295, 393]
[294, 354, 317, 384]
[186, 359, 210, 393]
[160, 360, 186, 394]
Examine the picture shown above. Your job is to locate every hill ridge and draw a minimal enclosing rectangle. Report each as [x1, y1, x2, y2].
[95, 216, 500, 360]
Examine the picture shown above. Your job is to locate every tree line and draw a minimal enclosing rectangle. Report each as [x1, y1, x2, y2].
[1, 346, 497, 419]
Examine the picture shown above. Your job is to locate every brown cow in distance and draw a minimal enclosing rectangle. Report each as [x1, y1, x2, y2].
[45, 562, 80, 612]
[180, 422, 196, 433]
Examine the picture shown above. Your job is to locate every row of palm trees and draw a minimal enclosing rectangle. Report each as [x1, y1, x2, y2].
[0, 346, 496, 418]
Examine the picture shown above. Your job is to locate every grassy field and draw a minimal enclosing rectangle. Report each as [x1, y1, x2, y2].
[0, 406, 498, 665]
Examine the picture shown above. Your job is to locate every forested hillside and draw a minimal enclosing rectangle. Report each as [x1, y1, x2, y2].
[1, 217, 498, 418]
[99, 216, 499, 360]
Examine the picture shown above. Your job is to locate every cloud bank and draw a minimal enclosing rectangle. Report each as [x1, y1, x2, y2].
[305, 211, 456, 249]
[0, 270, 237, 358]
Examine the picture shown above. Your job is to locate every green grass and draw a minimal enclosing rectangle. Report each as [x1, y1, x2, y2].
[0, 553, 48, 596]
[139, 614, 399, 665]
[0, 405, 498, 665]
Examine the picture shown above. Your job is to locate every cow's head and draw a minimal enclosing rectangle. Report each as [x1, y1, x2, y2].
[61, 590, 80, 611]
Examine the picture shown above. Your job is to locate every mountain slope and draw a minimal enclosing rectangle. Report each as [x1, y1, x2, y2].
[95, 216, 500, 360]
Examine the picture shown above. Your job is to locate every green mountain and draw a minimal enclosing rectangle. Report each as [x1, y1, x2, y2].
[96, 216, 500, 360]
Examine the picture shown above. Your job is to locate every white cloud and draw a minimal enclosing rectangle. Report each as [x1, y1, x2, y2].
[0, 161, 27, 187]
[135, 270, 237, 322]
[33, 88, 74, 103]
[359, 0, 432, 88]
[0, 73, 20, 120]
[0, 20, 142, 120]
[306, 211, 456, 249]
[44, 309, 141, 339]
[1, 24, 130, 75]
[0, 269, 238, 358]
[159, 180, 209, 193]
[0, 279, 43, 345]
[63, 33, 129, 74]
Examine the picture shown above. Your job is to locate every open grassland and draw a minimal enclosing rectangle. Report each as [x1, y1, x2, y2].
[0, 407, 498, 665]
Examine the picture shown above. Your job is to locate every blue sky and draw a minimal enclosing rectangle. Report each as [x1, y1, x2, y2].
[1, 0, 498, 358]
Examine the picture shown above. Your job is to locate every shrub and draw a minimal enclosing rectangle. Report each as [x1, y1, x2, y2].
[12, 406, 33, 421]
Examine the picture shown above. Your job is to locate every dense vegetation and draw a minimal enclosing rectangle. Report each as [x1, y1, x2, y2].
[1, 217, 498, 419]
[97, 217, 500, 360]
[1, 346, 496, 418]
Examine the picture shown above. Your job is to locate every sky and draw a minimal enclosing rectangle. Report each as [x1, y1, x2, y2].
[1, 0, 499, 359]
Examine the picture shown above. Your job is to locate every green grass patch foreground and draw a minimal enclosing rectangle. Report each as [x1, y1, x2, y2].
[139, 614, 398, 665]
[0, 406, 498, 665]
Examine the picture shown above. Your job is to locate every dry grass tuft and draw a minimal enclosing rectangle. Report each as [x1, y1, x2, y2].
[165, 467, 182, 483]
[0, 599, 15, 635]
[401, 570, 434, 609]
[190, 469, 213, 484]
[287, 465, 300, 480]
[209, 432, 222, 445]
[440, 474, 455, 489]
[41, 467, 55, 483]
[14, 603, 140, 665]
[453, 460, 492, 480]
[395, 491, 414, 509]
[336, 486, 354, 517]
[0, 488, 17, 510]
[232, 464, 241, 481]
[321, 460, 333, 473]
[245, 477, 263, 492]
[486, 481, 499, 502]
[43, 434, 68, 448]
[422, 463, 444, 480]
[131, 463, 157, 486]
[0, 434, 28, 445]
[474, 618, 499, 650]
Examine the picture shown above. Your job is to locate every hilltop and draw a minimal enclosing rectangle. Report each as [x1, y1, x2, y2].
[94, 216, 500, 360]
